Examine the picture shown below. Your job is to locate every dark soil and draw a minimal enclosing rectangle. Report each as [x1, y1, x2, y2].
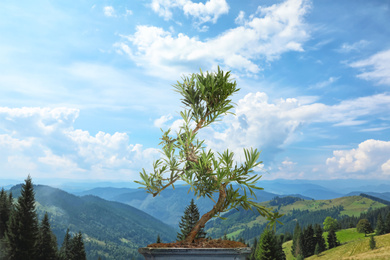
[147, 238, 248, 248]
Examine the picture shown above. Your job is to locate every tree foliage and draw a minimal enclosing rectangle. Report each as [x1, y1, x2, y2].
[0, 177, 87, 260]
[36, 212, 58, 260]
[369, 235, 376, 250]
[323, 216, 339, 232]
[255, 229, 285, 260]
[376, 214, 386, 235]
[136, 67, 281, 242]
[5, 175, 39, 260]
[357, 219, 374, 236]
[327, 228, 339, 249]
[177, 199, 206, 241]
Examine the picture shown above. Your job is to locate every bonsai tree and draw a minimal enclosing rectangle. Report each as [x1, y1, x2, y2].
[136, 67, 282, 243]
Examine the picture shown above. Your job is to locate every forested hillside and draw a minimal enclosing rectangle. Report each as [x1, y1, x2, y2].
[110, 186, 285, 227]
[9, 184, 177, 260]
[206, 195, 387, 242]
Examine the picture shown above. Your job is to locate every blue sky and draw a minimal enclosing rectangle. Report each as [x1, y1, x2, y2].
[0, 0, 389, 183]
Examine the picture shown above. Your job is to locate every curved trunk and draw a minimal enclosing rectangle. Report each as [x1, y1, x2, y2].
[184, 184, 227, 243]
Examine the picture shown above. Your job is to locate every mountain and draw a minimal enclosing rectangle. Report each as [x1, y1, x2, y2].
[75, 187, 138, 201]
[10, 184, 176, 260]
[205, 195, 387, 242]
[346, 191, 390, 203]
[110, 186, 291, 228]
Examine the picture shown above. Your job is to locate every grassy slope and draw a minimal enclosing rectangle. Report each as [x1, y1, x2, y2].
[284, 229, 390, 260]
[207, 196, 386, 240]
[248, 196, 384, 230]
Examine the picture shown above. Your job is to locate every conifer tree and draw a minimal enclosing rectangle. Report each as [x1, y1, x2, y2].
[314, 224, 326, 253]
[376, 213, 386, 235]
[156, 234, 161, 243]
[255, 229, 285, 260]
[291, 222, 301, 256]
[249, 237, 258, 260]
[5, 175, 39, 260]
[0, 188, 12, 239]
[36, 212, 58, 260]
[385, 212, 390, 234]
[177, 199, 206, 241]
[303, 224, 315, 257]
[314, 243, 320, 256]
[327, 228, 339, 249]
[59, 229, 72, 260]
[70, 232, 86, 260]
[369, 235, 376, 250]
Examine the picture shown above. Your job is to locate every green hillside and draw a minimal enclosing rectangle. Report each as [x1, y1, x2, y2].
[284, 229, 390, 260]
[206, 196, 387, 242]
[113, 186, 280, 227]
[10, 184, 177, 260]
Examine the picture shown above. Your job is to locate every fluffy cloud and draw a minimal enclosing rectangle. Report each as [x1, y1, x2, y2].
[190, 92, 390, 165]
[117, 0, 311, 79]
[349, 48, 390, 86]
[150, 0, 229, 25]
[103, 6, 116, 17]
[0, 107, 159, 180]
[326, 139, 390, 177]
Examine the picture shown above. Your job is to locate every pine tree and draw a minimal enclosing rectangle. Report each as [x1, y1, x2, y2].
[5, 175, 39, 260]
[250, 237, 258, 260]
[0, 188, 12, 239]
[176, 199, 206, 241]
[314, 243, 320, 256]
[303, 224, 315, 257]
[369, 235, 376, 250]
[376, 214, 386, 235]
[36, 212, 58, 260]
[327, 228, 339, 249]
[314, 224, 326, 253]
[70, 232, 86, 260]
[291, 222, 301, 256]
[59, 229, 72, 260]
[0, 189, 12, 260]
[385, 212, 390, 234]
[255, 229, 285, 260]
[156, 234, 161, 243]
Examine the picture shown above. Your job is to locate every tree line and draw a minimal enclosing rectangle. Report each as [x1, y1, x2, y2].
[0, 176, 86, 260]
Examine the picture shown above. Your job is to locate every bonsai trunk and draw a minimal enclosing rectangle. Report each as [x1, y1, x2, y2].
[184, 183, 227, 243]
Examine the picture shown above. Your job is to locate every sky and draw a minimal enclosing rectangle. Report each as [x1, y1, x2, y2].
[0, 0, 390, 184]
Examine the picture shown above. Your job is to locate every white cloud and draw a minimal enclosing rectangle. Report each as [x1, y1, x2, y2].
[197, 92, 390, 165]
[0, 107, 159, 180]
[338, 40, 369, 53]
[154, 114, 173, 128]
[182, 0, 229, 24]
[150, 0, 229, 26]
[326, 139, 390, 177]
[117, 0, 311, 79]
[235, 11, 245, 25]
[310, 76, 339, 89]
[103, 6, 116, 17]
[349, 48, 390, 86]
